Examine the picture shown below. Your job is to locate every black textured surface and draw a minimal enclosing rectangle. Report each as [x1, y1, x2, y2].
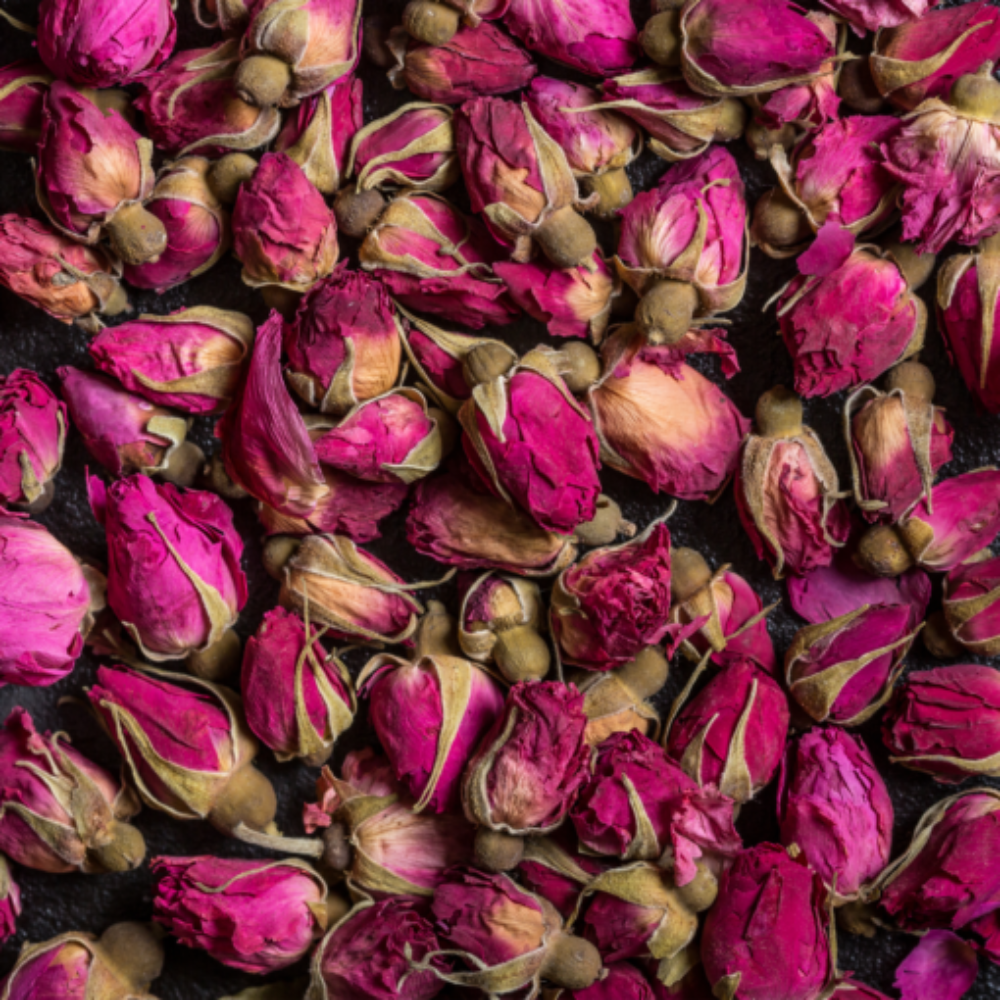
[1, 0, 999, 996]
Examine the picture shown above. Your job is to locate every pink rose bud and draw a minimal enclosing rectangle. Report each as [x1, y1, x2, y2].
[311, 896, 451, 1000]
[153, 855, 332, 973]
[0, 369, 65, 509]
[702, 844, 832, 1000]
[388, 22, 536, 105]
[666, 660, 791, 803]
[241, 606, 355, 767]
[778, 728, 893, 899]
[136, 40, 281, 157]
[871, 2, 1000, 111]
[894, 930, 979, 1000]
[232, 152, 338, 292]
[0, 61, 52, 154]
[0, 856, 19, 943]
[89, 306, 254, 417]
[0, 707, 144, 873]
[359, 603, 505, 812]
[735, 386, 851, 578]
[785, 603, 920, 726]
[854, 468, 1000, 577]
[590, 325, 749, 500]
[236, 0, 361, 109]
[89, 473, 246, 661]
[36, 82, 166, 266]
[275, 77, 363, 195]
[942, 553, 1000, 655]
[877, 788, 1000, 931]
[516, 829, 608, 918]
[572, 651, 668, 746]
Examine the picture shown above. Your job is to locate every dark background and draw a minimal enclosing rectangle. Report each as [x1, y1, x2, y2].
[1, 0, 999, 996]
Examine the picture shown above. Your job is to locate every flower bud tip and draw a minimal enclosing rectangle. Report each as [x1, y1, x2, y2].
[641, 9, 683, 67]
[855, 524, 914, 577]
[235, 54, 292, 109]
[535, 206, 598, 270]
[755, 386, 803, 437]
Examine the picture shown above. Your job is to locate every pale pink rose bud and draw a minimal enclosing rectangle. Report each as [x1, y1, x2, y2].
[242, 606, 355, 766]
[666, 660, 791, 803]
[136, 40, 281, 157]
[942, 553, 1000, 656]
[38, 0, 176, 88]
[153, 855, 331, 973]
[36, 82, 166, 266]
[0, 856, 19, 943]
[360, 192, 520, 329]
[0, 61, 52, 154]
[0, 369, 66, 509]
[0, 707, 144, 873]
[736, 387, 851, 579]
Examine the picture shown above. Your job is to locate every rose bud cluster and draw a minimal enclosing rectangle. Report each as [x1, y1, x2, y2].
[0, 61, 51, 154]
[941, 553, 1000, 655]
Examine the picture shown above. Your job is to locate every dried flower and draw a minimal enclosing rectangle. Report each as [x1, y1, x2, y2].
[190, 0, 252, 33]
[241, 606, 355, 767]
[402, 0, 509, 45]
[894, 930, 979, 1000]
[819, 0, 934, 34]
[516, 829, 607, 919]
[547, 962, 658, 1000]
[0, 369, 65, 510]
[0, 61, 52, 154]
[0, 856, 19, 943]
[942, 552, 1000, 655]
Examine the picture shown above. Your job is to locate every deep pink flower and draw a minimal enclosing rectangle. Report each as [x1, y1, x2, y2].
[0, 857, 19, 943]
[0, 369, 65, 508]
[943, 553, 1000, 655]
[894, 931, 979, 1000]
[0, 61, 51, 154]
[818, 0, 936, 34]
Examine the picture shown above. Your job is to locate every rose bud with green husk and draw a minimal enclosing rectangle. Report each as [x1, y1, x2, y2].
[462, 681, 590, 872]
[616, 147, 747, 345]
[0, 61, 51, 154]
[702, 844, 832, 1000]
[846, 362, 954, 525]
[546, 961, 659, 1000]
[88, 663, 277, 836]
[516, 829, 608, 919]
[736, 386, 851, 579]
[235, 0, 361, 110]
[0, 707, 145, 874]
[458, 572, 551, 683]
[36, 82, 165, 266]
[359, 602, 504, 813]
[854, 468, 1000, 577]
[0, 369, 65, 511]
[941, 552, 1000, 656]
[402, 0, 508, 46]
[666, 659, 790, 804]
[778, 728, 893, 902]
[241, 606, 355, 767]
[360, 192, 519, 329]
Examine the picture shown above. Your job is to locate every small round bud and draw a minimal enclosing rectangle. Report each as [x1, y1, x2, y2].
[334, 187, 387, 239]
[557, 342, 602, 394]
[186, 629, 242, 682]
[209, 765, 278, 835]
[715, 98, 749, 142]
[635, 280, 699, 345]
[474, 827, 525, 872]
[755, 386, 803, 437]
[207, 153, 258, 205]
[541, 933, 603, 990]
[235, 54, 292, 109]
[415, 599, 461, 659]
[106, 203, 168, 266]
[463, 342, 517, 387]
[160, 441, 206, 490]
[535, 206, 599, 270]
[493, 626, 551, 683]
[885, 361, 935, 401]
[674, 860, 719, 913]
[403, 0, 461, 45]
[87, 821, 146, 873]
[854, 524, 914, 578]
[99, 922, 165, 991]
[574, 495, 635, 547]
[839, 57, 886, 114]
[752, 188, 811, 251]
[949, 62, 1000, 120]
[583, 167, 634, 218]
[670, 547, 713, 603]
[263, 535, 301, 580]
[885, 241, 936, 292]
[614, 646, 669, 701]
[923, 610, 963, 659]
[641, 9, 683, 67]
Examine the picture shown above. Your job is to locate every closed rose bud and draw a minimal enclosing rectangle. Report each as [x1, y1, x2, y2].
[942, 553, 1000, 655]
[736, 386, 851, 578]
[517, 830, 607, 919]
[0, 61, 51, 154]
[0, 707, 145, 874]
[242, 606, 355, 767]
[359, 603, 505, 812]
[666, 660, 790, 803]
[702, 844, 832, 1000]
[0, 369, 65, 510]
[778, 728, 893, 899]
[153, 856, 332, 973]
[0, 856, 19, 942]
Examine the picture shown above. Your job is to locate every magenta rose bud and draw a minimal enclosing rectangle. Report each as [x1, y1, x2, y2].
[702, 843, 832, 1000]
[943, 553, 1000, 655]
[0, 369, 65, 510]
[153, 855, 331, 973]
[666, 660, 790, 803]
[778, 728, 893, 899]
[242, 606, 355, 767]
[0, 61, 51, 154]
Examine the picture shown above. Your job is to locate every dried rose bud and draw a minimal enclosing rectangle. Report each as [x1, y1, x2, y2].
[590, 325, 749, 500]
[153, 855, 333, 973]
[89, 307, 254, 417]
[361, 192, 519, 328]
[702, 844, 832, 1000]
[0, 707, 144, 873]
[0, 61, 52, 154]
[942, 552, 1000, 656]
[462, 681, 590, 871]
[403, 0, 509, 44]
[0, 369, 65, 510]
[736, 386, 851, 579]
[37, 82, 165, 266]
[359, 603, 505, 812]
[666, 660, 790, 803]
[818, 0, 935, 33]
[89, 473, 246, 663]
[778, 728, 893, 900]
[894, 930, 979, 1000]
[242, 606, 355, 767]
[517, 829, 608, 919]
[547, 961, 659, 1000]
[0, 855, 19, 942]
[855, 468, 1000, 577]
[275, 77, 363, 196]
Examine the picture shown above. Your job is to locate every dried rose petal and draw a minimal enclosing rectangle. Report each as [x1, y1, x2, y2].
[0, 369, 65, 508]
[0, 61, 51, 154]
[894, 930, 978, 1000]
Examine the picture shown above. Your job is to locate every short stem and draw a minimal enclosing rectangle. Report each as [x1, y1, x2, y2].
[614, 647, 669, 701]
[98, 923, 165, 992]
[540, 932, 603, 991]
[235, 53, 292, 108]
[105, 203, 168, 267]
[86, 820, 146, 873]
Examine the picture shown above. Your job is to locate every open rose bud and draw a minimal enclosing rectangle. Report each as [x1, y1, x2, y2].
[0, 61, 51, 154]
[136, 41, 282, 157]
[360, 192, 519, 328]
[0, 369, 65, 510]
[455, 97, 598, 269]
[0, 707, 144, 873]
[37, 82, 165, 266]
[589, 325, 749, 500]
[153, 855, 335, 973]
[666, 659, 790, 803]
[779, 728, 893, 901]
[462, 680, 589, 872]
[854, 468, 1000, 577]
[736, 386, 851, 578]
[242, 606, 355, 767]
[359, 602, 505, 812]
[702, 844, 832, 1000]
[516, 830, 608, 919]
[617, 147, 747, 345]
[942, 553, 1000, 655]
